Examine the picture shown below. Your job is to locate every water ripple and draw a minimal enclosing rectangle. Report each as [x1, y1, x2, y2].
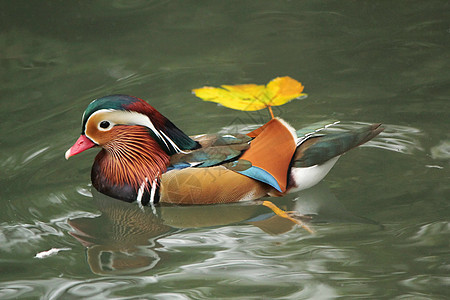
[0, 277, 159, 299]
[430, 140, 450, 160]
[0, 284, 34, 299]
[0, 221, 64, 253]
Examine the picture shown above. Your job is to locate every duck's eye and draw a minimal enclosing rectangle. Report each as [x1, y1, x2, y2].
[99, 121, 110, 129]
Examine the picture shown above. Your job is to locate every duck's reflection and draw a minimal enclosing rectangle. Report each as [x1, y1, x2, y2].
[68, 183, 377, 275]
[68, 194, 170, 275]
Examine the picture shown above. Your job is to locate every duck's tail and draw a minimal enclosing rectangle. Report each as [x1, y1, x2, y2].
[285, 124, 384, 193]
[294, 123, 384, 168]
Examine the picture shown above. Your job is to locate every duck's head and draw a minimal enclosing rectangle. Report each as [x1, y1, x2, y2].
[65, 95, 198, 202]
[65, 94, 198, 160]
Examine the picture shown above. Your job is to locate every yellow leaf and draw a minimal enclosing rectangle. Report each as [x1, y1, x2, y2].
[192, 76, 306, 112]
[266, 76, 305, 106]
[192, 84, 266, 111]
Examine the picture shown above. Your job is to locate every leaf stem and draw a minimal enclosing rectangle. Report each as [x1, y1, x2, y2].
[267, 106, 275, 119]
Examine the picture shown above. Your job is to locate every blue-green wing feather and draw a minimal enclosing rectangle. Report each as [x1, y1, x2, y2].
[168, 134, 251, 169]
[294, 123, 383, 167]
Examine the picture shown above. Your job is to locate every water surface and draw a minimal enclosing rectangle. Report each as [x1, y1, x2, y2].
[0, 1, 449, 299]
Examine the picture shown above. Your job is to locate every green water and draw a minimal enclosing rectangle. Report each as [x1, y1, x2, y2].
[1, 1, 449, 299]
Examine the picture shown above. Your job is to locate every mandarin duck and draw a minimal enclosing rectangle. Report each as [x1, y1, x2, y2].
[65, 95, 383, 208]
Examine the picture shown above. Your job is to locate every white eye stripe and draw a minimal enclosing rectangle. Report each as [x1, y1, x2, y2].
[87, 109, 149, 129]
[85, 109, 186, 154]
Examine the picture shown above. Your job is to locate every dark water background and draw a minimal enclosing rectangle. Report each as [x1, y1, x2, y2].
[0, 1, 449, 299]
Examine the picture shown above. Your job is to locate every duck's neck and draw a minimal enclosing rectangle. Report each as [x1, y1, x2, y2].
[91, 126, 170, 203]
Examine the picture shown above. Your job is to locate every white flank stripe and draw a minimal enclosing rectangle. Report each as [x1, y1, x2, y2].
[137, 177, 148, 209]
[149, 175, 158, 205]
[149, 175, 159, 215]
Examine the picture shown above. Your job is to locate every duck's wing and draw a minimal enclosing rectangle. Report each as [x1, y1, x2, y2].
[168, 133, 251, 169]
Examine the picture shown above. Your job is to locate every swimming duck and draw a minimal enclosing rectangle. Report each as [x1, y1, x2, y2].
[65, 94, 383, 207]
